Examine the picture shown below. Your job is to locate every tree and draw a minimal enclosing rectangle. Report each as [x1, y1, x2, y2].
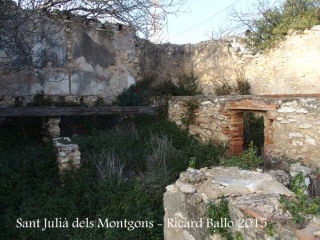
[0, 0, 186, 75]
[229, 0, 320, 53]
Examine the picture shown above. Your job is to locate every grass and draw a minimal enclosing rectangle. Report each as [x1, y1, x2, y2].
[0, 115, 224, 239]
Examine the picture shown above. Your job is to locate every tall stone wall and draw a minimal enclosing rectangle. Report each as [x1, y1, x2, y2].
[140, 25, 320, 95]
[168, 95, 320, 168]
[0, 15, 138, 105]
[2, 19, 320, 105]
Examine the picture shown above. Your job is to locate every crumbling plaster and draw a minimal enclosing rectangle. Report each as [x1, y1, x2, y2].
[0, 16, 138, 105]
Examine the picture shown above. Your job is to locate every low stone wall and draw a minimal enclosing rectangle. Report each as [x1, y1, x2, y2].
[53, 137, 81, 172]
[163, 167, 320, 240]
[168, 95, 320, 168]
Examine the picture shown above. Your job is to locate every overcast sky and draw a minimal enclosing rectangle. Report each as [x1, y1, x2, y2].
[163, 0, 278, 44]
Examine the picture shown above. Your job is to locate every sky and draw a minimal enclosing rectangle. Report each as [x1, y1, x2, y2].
[163, 0, 273, 44]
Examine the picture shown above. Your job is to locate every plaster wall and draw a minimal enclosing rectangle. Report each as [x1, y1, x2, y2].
[0, 16, 138, 105]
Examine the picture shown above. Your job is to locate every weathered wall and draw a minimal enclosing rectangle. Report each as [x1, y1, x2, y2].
[0, 16, 138, 105]
[168, 95, 320, 168]
[164, 166, 320, 240]
[2, 19, 320, 105]
[140, 25, 320, 95]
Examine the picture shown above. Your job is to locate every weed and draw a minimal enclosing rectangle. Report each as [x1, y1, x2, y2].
[215, 80, 233, 96]
[153, 78, 180, 96]
[189, 157, 196, 168]
[236, 78, 251, 95]
[32, 93, 53, 106]
[265, 223, 275, 237]
[93, 148, 125, 184]
[215, 77, 251, 96]
[181, 99, 199, 126]
[93, 96, 105, 106]
[235, 231, 244, 240]
[144, 134, 176, 194]
[280, 172, 320, 224]
[115, 72, 201, 107]
[176, 72, 202, 96]
[208, 196, 233, 240]
[221, 143, 263, 170]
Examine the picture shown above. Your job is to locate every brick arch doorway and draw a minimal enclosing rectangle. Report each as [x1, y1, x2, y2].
[225, 100, 277, 156]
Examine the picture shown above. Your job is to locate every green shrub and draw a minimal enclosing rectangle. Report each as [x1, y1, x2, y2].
[215, 80, 233, 96]
[208, 196, 233, 240]
[32, 93, 53, 106]
[181, 99, 199, 126]
[243, 0, 320, 53]
[152, 78, 180, 96]
[116, 85, 149, 106]
[176, 72, 202, 96]
[236, 78, 251, 95]
[221, 143, 263, 170]
[115, 72, 202, 106]
[215, 77, 251, 96]
[280, 172, 320, 224]
[93, 96, 105, 107]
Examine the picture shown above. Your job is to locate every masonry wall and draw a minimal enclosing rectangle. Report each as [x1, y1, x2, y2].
[168, 96, 320, 168]
[140, 25, 320, 95]
[0, 15, 139, 105]
[2, 19, 320, 105]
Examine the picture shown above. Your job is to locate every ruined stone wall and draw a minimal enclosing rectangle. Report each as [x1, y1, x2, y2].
[164, 166, 320, 240]
[0, 16, 138, 105]
[2, 21, 320, 105]
[137, 40, 237, 93]
[140, 25, 320, 95]
[168, 96, 320, 168]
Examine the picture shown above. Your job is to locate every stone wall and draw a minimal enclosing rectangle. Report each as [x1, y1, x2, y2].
[164, 166, 320, 240]
[2, 19, 320, 105]
[168, 95, 320, 168]
[53, 137, 81, 172]
[140, 26, 320, 95]
[0, 15, 138, 105]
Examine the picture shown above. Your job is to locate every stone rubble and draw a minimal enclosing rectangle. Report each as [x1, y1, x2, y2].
[53, 137, 81, 172]
[164, 166, 320, 240]
[42, 117, 61, 141]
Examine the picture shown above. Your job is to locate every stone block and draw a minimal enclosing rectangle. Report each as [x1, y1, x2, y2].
[289, 132, 304, 138]
[299, 123, 312, 129]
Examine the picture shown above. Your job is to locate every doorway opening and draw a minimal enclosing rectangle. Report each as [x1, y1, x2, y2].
[229, 110, 272, 157]
[243, 112, 264, 156]
[226, 100, 276, 157]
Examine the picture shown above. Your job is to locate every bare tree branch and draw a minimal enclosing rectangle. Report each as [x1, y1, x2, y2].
[0, 0, 186, 76]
